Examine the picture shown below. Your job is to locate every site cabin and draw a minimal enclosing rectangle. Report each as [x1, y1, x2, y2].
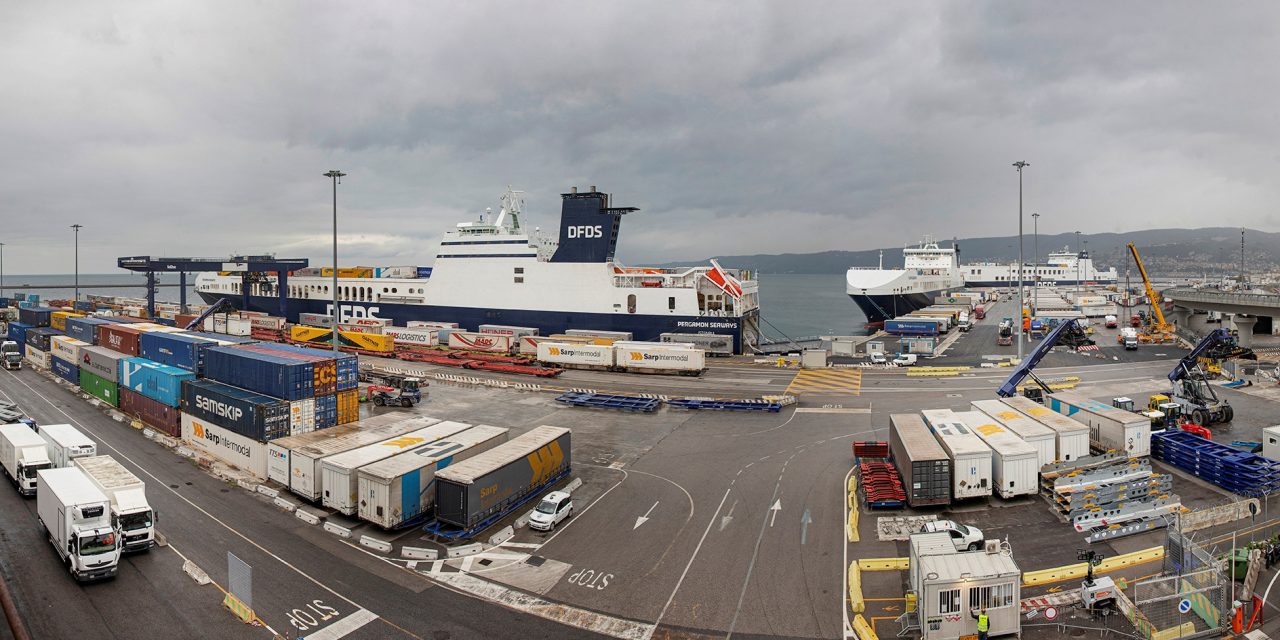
[909, 532, 1021, 640]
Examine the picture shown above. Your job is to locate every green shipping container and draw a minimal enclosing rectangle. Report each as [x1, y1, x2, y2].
[80, 369, 119, 407]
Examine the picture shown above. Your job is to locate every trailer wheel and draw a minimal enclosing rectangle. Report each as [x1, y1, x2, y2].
[1224, 406, 1234, 423]
[374, 396, 385, 407]
[400, 398, 412, 408]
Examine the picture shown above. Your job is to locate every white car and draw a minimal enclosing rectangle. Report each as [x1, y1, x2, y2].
[892, 353, 918, 367]
[529, 491, 573, 532]
[921, 519, 985, 551]
[868, 352, 887, 364]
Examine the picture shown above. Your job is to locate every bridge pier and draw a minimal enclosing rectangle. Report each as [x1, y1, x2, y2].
[1167, 306, 1190, 328]
[1230, 314, 1257, 348]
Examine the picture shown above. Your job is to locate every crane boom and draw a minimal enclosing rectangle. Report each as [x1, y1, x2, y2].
[1126, 242, 1167, 327]
[997, 319, 1093, 396]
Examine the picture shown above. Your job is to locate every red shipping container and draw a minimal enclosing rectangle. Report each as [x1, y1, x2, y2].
[175, 314, 198, 328]
[119, 388, 181, 437]
[97, 324, 144, 355]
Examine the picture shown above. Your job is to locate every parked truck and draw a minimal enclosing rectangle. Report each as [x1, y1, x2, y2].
[73, 455, 156, 552]
[37, 467, 121, 581]
[888, 414, 951, 507]
[1, 340, 20, 370]
[38, 423, 97, 468]
[1045, 390, 1151, 457]
[0, 423, 52, 495]
[434, 425, 571, 534]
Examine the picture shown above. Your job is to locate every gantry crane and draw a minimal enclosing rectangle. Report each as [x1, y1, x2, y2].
[1126, 243, 1176, 343]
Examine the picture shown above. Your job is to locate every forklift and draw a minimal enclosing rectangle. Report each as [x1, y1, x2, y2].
[361, 373, 426, 407]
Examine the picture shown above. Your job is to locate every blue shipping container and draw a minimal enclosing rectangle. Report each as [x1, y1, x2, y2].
[181, 379, 290, 441]
[17, 302, 32, 309]
[50, 356, 80, 385]
[250, 342, 358, 391]
[120, 358, 195, 408]
[314, 394, 337, 429]
[139, 331, 219, 373]
[203, 346, 314, 401]
[184, 331, 256, 345]
[884, 319, 942, 337]
[12, 294, 25, 302]
[6, 322, 31, 354]
[65, 317, 116, 344]
[18, 306, 53, 327]
[25, 327, 64, 351]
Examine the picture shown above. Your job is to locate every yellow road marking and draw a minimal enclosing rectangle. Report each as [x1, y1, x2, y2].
[785, 369, 862, 396]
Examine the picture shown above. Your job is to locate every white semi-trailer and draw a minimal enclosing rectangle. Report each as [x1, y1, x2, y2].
[38, 423, 97, 468]
[37, 467, 121, 581]
[0, 423, 52, 496]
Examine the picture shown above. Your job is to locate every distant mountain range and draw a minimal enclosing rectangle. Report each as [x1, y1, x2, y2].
[655, 227, 1280, 276]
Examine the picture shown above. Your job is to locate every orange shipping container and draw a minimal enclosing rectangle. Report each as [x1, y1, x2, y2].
[337, 389, 360, 425]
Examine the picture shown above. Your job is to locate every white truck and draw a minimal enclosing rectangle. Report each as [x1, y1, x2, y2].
[37, 467, 122, 581]
[38, 423, 97, 468]
[1, 340, 20, 370]
[73, 455, 156, 552]
[1119, 327, 1139, 350]
[0, 423, 53, 496]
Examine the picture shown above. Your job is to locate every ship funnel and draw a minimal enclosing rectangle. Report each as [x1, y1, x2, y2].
[590, 185, 597, 192]
[571, 186, 578, 194]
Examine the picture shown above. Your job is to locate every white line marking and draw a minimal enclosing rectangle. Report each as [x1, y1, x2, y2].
[650, 486, 731, 638]
[303, 608, 378, 640]
[634, 500, 659, 530]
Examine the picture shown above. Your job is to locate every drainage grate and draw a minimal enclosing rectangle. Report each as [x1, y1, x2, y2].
[477, 558, 493, 566]
[947, 393, 962, 398]
[524, 556, 547, 567]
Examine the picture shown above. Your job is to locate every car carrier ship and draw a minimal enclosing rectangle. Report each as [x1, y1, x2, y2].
[195, 187, 762, 353]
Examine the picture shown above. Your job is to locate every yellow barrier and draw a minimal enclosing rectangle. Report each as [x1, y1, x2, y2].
[1022, 546, 1163, 586]
[848, 509, 860, 542]
[1153, 622, 1196, 640]
[914, 366, 972, 372]
[848, 562, 864, 613]
[906, 370, 962, 377]
[852, 614, 878, 640]
[858, 557, 909, 571]
[223, 592, 257, 624]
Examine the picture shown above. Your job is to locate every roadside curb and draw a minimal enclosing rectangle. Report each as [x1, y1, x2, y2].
[359, 535, 392, 553]
[324, 522, 352, 538]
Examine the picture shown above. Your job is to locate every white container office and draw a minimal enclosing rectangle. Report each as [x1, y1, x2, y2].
[1044, 391, 1150, 457]
[955, 411, 1039, 499]
[971, 399, 1056, 469]
[320, 420, 474, 515]
[1000, 396, 1090, 462]
[920, 409, 993, 499]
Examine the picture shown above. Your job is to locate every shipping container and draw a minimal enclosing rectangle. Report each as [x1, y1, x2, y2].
[518, 334, 595, 355]
[478, 324, 539, 338]
[181, 413, 268, 479]
[889, 414, 952, 507]
[999, 396, 1089, 462]
[536, 342, 614, 369]
[298, 313, 334, 327]
[24, 346, 50, 369]
[79, 346, 126, 383]
[120, 358, 195, 408]
[920, 409, 993, 499]
[139, 331, 219, 373]
[210, 315, 252, 336]
[336, 389, 359, 424]
[18, 306, 53, 327]
[954, 411, 1038, 499]
[884, 319, 943, 337]
[97, 324, 145, 356]
[180, 379, 290, 442]
[50, 356, 79, 385]
[564, 329, 633, 341]
[435, 425, 571, 531]
[267, 415, 437, 500]
[249, 316, 286, 331]
[49, 311, 84, 331]
[1044, 391, 1150, 457]
[6, 322, 31, 354]
[249, 342, 358, 392]
[79, 370, 118, 406]
[336, 323, 381, 335]
[118, 388, 180, 437]
[203, 346, 314, 401]
[25, 327, 64, 352]
[357, 426, 507, 528]
[50, 336, 88, 363]
[970, 399, 1056, 469]
[237, 343, 341, 395]
[315, 394, 337, 430]
[287, 325, 395, 353]
[183, 331, 256, 345]
[321, 420, 474, 515]
[287, 398, 316, 435]
[447, 331, 513, 353]
[659, 333, 734, 357]
[613, 343, 705, 375]
[406, 321, 457, 329]
[383, 326, 439, 346]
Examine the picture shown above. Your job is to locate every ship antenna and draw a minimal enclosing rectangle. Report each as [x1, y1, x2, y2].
[500, 186, 526, 234]
[879, 249, 883, 270]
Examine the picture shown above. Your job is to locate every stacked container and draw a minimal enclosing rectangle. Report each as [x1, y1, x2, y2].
[234, 344, 337, 396]
[314, 394, 337, 430]
[18, 306, 53, 327]
[119, 388, 181, 437]
[25, 327, 63, 352]
[6, 322, 31, 355]
[97, 324, 146, 356]
[180, 379, 290, 441]
[50, 354, 79, 384]
[64, 317, 114, 344]
[50, 311, 84, 331]
[80, 346, 125, 384]
[120, 358, 195, 408]
[336, 389, 359, 424]
[50, 336, 87, 364]
[251, 343, 358, 391]
[81, 368, 119, 406]
[288, 398, 316, 435]
[203, 346, 314, 401]
[139, 331, 220, 373]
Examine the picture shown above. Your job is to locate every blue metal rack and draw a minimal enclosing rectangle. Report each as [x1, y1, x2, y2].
[554, 392, 661, 412]
[1152, 431, 1280, 497]
[666, 398, 783, 412]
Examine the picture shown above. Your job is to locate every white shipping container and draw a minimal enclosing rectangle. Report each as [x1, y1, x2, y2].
[1079, 305, 1114, 318]
[50, 336, 88, 363]
[447, 331, 513, 353]
[536, 342, 614, 368]
[337, 323, 383, 335]
[614, 344, 705, 373]
[971, 399, 1056, 469]
[478, 324, 539, 337]
[1263, 426, 1280, 463]
[345, 317, 391, 327]
[357, 425, 509, 528]
[320, 420, 474, 515]
[38, 424, 97, 469]
[384, 326, 439, 346]
[1045, 391, 1150, 457]
[24, 347, 50, 369]
[272, 415, 441, 501]
[407, 321, 458, 329]
[999, 397, 1090, 464]
[289, 398, 316, 435]
[249, 316, 286, 331]
[211, 315, 252, 336]
[181, 413, 269, 479]
[920, 409, 993, 499]
[955, 411, 1039, 499]
[565, 329, 633, 341]
[520, 335, 594, 355]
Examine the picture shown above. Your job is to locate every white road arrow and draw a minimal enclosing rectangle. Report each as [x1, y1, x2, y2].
[768, 499, 782, 527]
[634, 500, 659, 530]
[719, 500, 738, 532]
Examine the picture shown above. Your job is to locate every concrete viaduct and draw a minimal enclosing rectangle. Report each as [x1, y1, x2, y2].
[1162, 287, 1280, 347]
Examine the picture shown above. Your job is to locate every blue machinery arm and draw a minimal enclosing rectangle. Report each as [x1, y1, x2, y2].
[996, 319, 1080, 397]
[184, 297, 237, 330]
[1168, 328, 1239, 383]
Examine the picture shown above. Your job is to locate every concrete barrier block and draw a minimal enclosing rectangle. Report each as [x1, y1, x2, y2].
[324, 521, 352, 538]
[402, 546, 439, 560]
[446, 543, 484, 558]
[488, 525, 514, 546]
[142, 428, 156, 440]
[360, 535, 392, 553]
[273, 496, 297, 512]
[255, 484, 279, 499]
[236, 479, 257, 492]
[111, 412, 125, 422]
[514, 511, 533, 529]
[176, 446, 195, 459]
[183, 559, 211, 586]
[295, 509, 320, 525]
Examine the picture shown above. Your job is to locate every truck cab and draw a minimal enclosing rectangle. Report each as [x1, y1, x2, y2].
[0, 423, 52, 496]
[37, 468, 121, 581]
[73, 455, 156, 552]
[1, 340, 20, 370]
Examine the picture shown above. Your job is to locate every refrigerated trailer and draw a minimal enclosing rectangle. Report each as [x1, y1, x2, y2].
[320, 420, 474, 515]
[970, 399, 1056, 469]
[1045, 391, 1150, 457]
[888, 414, 952, 507]
[999, 396, 1090, 462]
[38, 423, 97, 468]
[920, 409, 993, 499]
[269, 415, 438, 501]
[0, 423, 52, 496]
[434, 426, 571, 534]
[955, 411, 1039, 499]
[37, 467, 121, 581]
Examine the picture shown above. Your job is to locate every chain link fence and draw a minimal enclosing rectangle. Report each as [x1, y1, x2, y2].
[1122, 527, 1227, 639]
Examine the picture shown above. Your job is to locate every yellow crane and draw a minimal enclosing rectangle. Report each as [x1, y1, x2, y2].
[1126, 242, 1176, 343]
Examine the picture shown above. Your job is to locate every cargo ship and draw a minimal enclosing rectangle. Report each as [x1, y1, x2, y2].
[961, 248, 1118, 287]
[195, 187, 762, 353]
[845, 238, 964, 326]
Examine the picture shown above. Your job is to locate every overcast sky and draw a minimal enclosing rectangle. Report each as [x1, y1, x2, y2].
[3, 2, 1278, 274]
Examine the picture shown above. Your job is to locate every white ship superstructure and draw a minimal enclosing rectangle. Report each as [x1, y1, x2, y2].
[845, 238, 964, 324]
[962, 248, 1118, 287]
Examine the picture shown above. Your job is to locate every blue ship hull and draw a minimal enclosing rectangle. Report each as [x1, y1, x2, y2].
[197, 292, 749, 353]
[848, 292, 935, 325]
[964, 279, 1117, 287]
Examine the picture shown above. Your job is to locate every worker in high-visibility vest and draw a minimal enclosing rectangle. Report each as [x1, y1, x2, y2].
[971, 606, 989, 640]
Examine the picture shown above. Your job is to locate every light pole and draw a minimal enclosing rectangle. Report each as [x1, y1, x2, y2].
[0, 242, 5, 301]
[1013, 161, 1029, 361]
[1031, 212, 1039, 314]
[71, 224, 83, 306]
[1074, 231, 1081, 297]
[324, 170, 346, 353]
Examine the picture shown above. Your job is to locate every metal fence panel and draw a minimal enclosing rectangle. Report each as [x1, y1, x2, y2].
[227, 551, 253, 610]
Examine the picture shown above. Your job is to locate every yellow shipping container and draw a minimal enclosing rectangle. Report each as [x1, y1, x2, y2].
[50, 311, 85, 331]
[336, 389, 360, 424]
[289, 325, 394, 353]
[319, 267, 374, 279]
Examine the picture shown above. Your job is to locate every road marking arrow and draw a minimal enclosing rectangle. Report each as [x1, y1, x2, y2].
[800, 509, 812, 545]
[719, 500, 738, 532]
[634, 500, 659, 530]
[768, 499, 782, 527]
[884, 605, 900, 612]
[1046, 585, 1063, 593]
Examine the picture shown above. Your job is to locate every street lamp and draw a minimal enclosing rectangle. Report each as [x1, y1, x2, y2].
[0, 242, 5, 301]
[1031, 212, 1040, 314]
[1013, 161, 1029, 361]
[71, 224, 83, 306]
[1075, 231, 1082, 297]
[323, 170, 346, 353]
